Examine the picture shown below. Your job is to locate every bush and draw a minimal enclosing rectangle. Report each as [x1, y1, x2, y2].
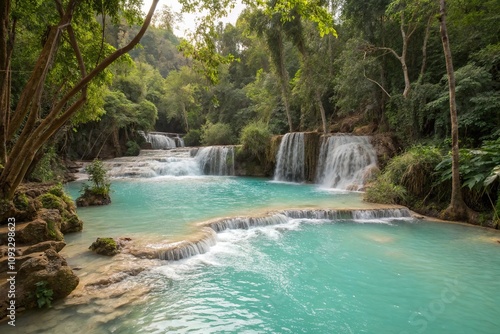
[364, 179, 408, 205]
[240, 121, 271, 162]
[201, 122, 235, 146]
[365, 145, 443, 207]
[125, 140, 141, 156]
[382, 145, 443, 198]
[183, 129, 202, 146]
[82, 159, 110, 196]
[34, 281, 53, 309]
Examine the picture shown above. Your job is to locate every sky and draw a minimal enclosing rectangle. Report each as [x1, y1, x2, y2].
[142, 0, 246, 37]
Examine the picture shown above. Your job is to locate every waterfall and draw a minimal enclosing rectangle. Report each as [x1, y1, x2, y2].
[131, 207, 412, 262]
[145, 133, 177, 150]
[274, 133, 305, 182]
[104, 149, 201, 178]
[195, 146, 235, 176]
[175, 136, 185, 147]
[155, 228, 217, 261]
[201, 214, 290, 233]
[316, 135, 377, 190]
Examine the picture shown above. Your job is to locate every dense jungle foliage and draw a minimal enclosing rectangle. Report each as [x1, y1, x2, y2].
[3, 0, 499, 225]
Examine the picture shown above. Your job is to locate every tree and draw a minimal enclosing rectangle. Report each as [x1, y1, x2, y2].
[0, 0, 159, 209]
[437, 0, 471, 221]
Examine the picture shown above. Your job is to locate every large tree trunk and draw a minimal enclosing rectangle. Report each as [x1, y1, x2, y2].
[438, 0, 470, 221]
[0, 0, 160, 203]
[276, 29, 293, 133]
[0, 0, 12, 165]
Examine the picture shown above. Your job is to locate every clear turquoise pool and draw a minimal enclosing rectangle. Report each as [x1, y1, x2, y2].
[9, 177, 500, 334]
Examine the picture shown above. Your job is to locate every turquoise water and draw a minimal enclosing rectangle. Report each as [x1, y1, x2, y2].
[64, 177, 365, 241]
[91, 220, 500, 334]
[8, 177, 500, 333]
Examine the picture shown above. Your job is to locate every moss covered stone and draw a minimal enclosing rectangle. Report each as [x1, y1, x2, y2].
[89, 237, 119, 256]
[38, 193, 66, 212]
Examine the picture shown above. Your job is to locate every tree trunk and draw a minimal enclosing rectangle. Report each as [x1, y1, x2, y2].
[276, 30, 293, 133]
[438, 0, 469, 221]
[315, 90, 327, 133]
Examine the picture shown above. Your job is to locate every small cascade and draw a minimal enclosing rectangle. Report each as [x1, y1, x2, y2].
[155, 228, 217, 261]
[316, 135, 378, 190]
[104, 148, 201, 178]
[145, 133, 177, 150]
[195, 146, 235, 176]
[201, 214, 289, 233]
[130, 206, 413, 262]
[274, 133, 305, 182]
[281, 208, 412, 220]
[174, 135, 185, 147]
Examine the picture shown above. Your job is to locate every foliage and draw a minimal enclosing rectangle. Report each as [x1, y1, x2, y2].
[183, 129, 202, 146]
[364, 179, 408, 205]
[29, 147, 58, 183]
[125, 141, 141, 156]
[82, 160, 111, 196]
[367, 146, 443, 206]
[34, 281, 53, 309]
[201, 122, 236, 146]
[240, 121, 271, 162]
[436, 138, 500, 191]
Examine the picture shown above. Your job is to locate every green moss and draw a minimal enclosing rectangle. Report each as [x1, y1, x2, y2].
[38, 193, 65, 212]
[46, 220, 63, 241]
[14, 193, 30, 211]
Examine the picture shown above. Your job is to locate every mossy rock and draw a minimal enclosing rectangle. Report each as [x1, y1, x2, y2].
[76, 192, 111, 207]
[89, 237, 119, 256]
[38, 193, 66, 212]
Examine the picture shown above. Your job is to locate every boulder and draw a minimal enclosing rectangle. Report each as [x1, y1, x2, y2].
[89, 238, 120, 256]
[0, 249, 79, 320]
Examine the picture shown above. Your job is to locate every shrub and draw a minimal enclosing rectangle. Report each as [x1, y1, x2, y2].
[382, 145, 443, 198]
[240, 121, 271, 162]
[365, 145, 443, 207]
[364, 179, 408, 205]
[201, 122, 235, 146]
[183, 129, 202, 146]
[125, 140, 141, 156]
[34, 281, 53, 308]
[82, 159, 111, 196]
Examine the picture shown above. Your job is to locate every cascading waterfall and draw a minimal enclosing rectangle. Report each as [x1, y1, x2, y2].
[316, 135, 378, 190]
[274, 133, 305, 182]
[145, 133, 177, 150]
[195, 146, 235, 176]
[133, 207, 412, 262]
[174, 135, 185, 147]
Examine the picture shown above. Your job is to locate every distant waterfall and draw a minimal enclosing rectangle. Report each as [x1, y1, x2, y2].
[145, 133, 177, 150]
[175, 136, 185, 147]
[316, 135, 377, 190]
[274, 133, 305, 182]
[195, 146, 235, 176]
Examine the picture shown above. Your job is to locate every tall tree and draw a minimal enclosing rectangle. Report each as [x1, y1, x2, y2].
[437, 0, 470, 221]
[0, 0, 159, 210]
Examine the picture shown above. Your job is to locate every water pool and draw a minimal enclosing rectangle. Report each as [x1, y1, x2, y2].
[7, 177, 500, 333]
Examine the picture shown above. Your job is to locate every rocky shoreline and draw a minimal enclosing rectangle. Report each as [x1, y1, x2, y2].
[0, 183, 83, 322]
